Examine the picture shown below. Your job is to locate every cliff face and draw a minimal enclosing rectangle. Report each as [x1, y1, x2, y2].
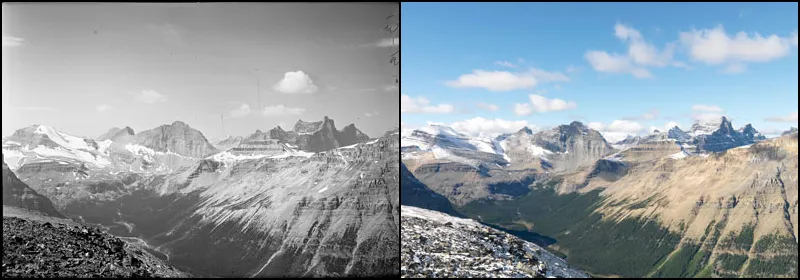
[3, 155, 65, 219]
[132, 121, 218, 158]
[48, 131, 400, 278]
[400, 162, 460, 216]
[531, 121, 615, 172]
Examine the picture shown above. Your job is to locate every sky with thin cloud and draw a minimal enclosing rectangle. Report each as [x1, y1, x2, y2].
[401, 2, 798, 139]
[2, 3, 399, 140]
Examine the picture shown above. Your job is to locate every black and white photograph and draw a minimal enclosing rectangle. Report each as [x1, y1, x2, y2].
[2, 2, 399, 278]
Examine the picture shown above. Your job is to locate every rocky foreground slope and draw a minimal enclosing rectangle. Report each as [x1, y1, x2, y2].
[2, 215, 187, 278]
[401, 206, 588, 278]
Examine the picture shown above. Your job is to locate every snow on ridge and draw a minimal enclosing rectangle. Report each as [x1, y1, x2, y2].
[35, 125, 93, 151]
[401, 205, 481, 227]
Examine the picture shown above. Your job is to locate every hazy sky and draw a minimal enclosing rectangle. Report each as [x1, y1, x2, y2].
[2, 2, 399, 140]
[402, 2, 797, 139]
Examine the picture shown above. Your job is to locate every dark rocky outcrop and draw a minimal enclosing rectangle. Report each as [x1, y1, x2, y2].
[2, 216, 188, 277]
[3, 155, 65, 219]
[400, 162, 460, 217]
[98, 126, 135, 142]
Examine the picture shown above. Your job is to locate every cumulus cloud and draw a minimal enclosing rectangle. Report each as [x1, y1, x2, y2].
[586, 24, 685, 78]
[96, 104, 113, 112]
[446, 70, 537, 91]
[449, 117, 535, 137]
[692, 104, 723, 112]
[476, 102, 499, 111]
[514, 94, 577, 116]
[401, 95, 454, 114]
[273, 71, 319, 94]
[2, 35, 24, 47]
[446, 68, 569, 92]
[230, 104, 252, 118]
[587, 122, 606, 131]
[585, 51, 652, 78]
[606, 120, 645, 133]
[262, 105, 306, 116]
[136, 90, 167, 104]
[765, 112, 798, 123]
[679, 25, 795, 66]
[649, 121, 682, 133]
[590, 120, 648, 141]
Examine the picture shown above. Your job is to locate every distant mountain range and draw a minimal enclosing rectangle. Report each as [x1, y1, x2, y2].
[400, 116, 798, 278]
[1, 117, 396, 277]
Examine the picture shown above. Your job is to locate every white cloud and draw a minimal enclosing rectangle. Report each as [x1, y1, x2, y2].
[513, 103, 533, 116]
[585, 51, 652, 78]
[476, 102, 499, 111]
[230, 104, 251, 118]
[679, 25, 794, 65]
[446, 70, 537, 91]
[586, 24, 685, 78]
[449, 117, 535, 137]
[495, 61, 517, 68]
[792, 31, 798, 47]
[273, 71, 319, 94]
[649, 121, 681, 133]
[591, 120, 647, 139]
[136, 90, 167, 104]
[587, 122, 606, 131]
[401, 95, 454, 114]
[96, 104, 112, 112]
[262, 105, 306, 116]
[514, 94, 577, 116]
[446, 68, 569, 92]
[692, 104, 723, 112]
[765, 112, 798, 123]
[364, 111, 380, 117]
[2, 35, 24, 47]
[606, 120, 645, 133]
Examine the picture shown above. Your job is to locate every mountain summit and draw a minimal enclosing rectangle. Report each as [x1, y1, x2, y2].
[132, 121, 218, 158]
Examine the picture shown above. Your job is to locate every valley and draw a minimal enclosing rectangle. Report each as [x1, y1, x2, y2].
[401, 117, 798, 278]
[2, 117, 400, 277]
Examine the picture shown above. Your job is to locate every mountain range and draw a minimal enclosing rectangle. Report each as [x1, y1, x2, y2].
[401, 116, 797, 278]
[1, 117, 396, 277]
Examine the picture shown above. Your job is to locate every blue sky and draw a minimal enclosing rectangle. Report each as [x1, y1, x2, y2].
[2, 3, 399, 140]
[401, 2, 798, 140]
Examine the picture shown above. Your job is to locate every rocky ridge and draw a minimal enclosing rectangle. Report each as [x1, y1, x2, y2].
[401, 206, 588, 278]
